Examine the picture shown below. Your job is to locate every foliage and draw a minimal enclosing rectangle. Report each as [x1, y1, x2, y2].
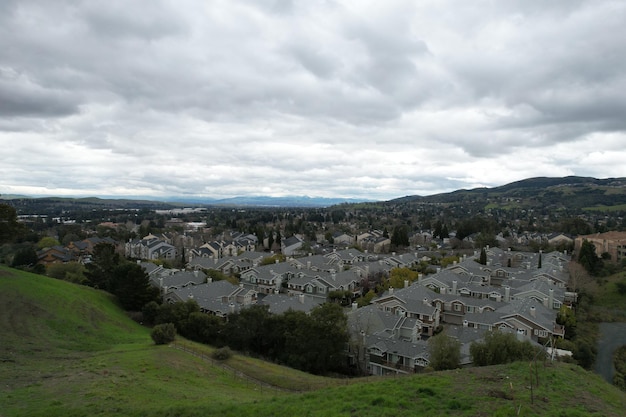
[478, 248, 487, 265]
[205, 268, 231, 282]
[37, 236, 60, 249]
[11, 244, 38, 267]
[212, 346, 233, 361]
[557, 305, 577, 340]
[179, 311, 224, 345]
[470, 330, 541, 366]
[260, 253, 286, 265]
[388, 267, 419, 289]
[613, 346, 626, 391]
[111, 261, 161, 310]
[356, 289, 376, 307]
[616, 280, 626, 295]
[84, 242, 120, 291]
[47, 261, 87, 284]
[578, 239, 603, 275]
[85, 242, 160, 310]
[428, 333, 461, 370]
[390, 224, 410, 247]
[151, 322, 176, 345]
[0, 203, 26, 244]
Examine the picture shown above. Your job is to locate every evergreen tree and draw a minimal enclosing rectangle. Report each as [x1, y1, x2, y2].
[578, 239, 601, 275]
[478, 248, 487, 265]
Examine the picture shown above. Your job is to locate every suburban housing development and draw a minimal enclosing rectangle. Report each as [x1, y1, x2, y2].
[124, 231, 571, 376]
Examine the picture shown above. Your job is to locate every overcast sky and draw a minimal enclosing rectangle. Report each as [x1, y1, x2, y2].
[1, 0, 625, 202]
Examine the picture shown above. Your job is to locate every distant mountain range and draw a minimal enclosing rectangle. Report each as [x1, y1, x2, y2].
[3, 176, 626, 210]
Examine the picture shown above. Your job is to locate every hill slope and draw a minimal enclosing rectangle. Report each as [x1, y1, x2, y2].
[1, 266, 625, 416]
[390, 176, 626, 211]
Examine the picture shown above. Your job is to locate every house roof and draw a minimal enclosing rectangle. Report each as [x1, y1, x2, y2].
[258, 293, 323, 315]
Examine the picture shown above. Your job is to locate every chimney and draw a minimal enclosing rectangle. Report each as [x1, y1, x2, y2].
[549, 289, 554, 309]
[404, 280, 409, 288]
[389, 287, 394, 295]
[543, 297, 549, 308]
[352, 302, 358, 311]
[423, 297, 429, 306]
[530, 306, 536, 318]
[229, 303, 236, 314]
[299, 293, 305, 304]
[275, 259, 279, 264]
[307, 261, 311, 270]
[207, 277, 213, 283]
[193, 270, 198, 277]
[463, 320, 468, 328]
[452, 280, 458, 295]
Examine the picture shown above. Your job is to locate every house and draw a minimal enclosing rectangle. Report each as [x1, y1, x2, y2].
[547, 233, 574, 247]
[167, 280, 257, 317]
[258, 293, 323, 315]
[332, 232, 354, 246]
[239, 261, 296, 294]
[281, 235, 304, 256]
[348, 304, 430, 375]
[37, 245, 74, 266]
[575, 231, 626, 263]
[372, 285, 441, 337]
[149, 269, 207, 292]
[125, 234, 177, 260]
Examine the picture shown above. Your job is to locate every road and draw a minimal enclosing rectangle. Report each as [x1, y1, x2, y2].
[594, 322, 626, 383]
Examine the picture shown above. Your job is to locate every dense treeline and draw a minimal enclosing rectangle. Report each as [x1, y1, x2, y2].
[142, 300, 350, 375]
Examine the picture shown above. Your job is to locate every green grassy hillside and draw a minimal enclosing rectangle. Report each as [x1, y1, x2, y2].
[2, 265, 625, 417]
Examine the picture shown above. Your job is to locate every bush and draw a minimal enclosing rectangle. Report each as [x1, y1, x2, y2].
[151, 323, 176, 345]
[212, 347, 233, 361]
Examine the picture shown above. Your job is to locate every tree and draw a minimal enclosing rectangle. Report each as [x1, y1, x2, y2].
[470, 330, 540, 366]
[428, 333, 461, 370]
[478, 248, 487, 265]
[577, 239, 602, 275]
[11, 245, 38, 267]
[84, 242, 120, 291]
[390, 225, 410, 247]
[37, 236, 60, 249]
[111, 261, 161, 311]
[47, 262, 86, 284]
[151, 323, 176, 345]
[388, 267, 419, 289]
[179, 312, 224, 345]
[224, 304, 272, 354]
[0, 203, 26, 244]
[301, 303, 349, 374]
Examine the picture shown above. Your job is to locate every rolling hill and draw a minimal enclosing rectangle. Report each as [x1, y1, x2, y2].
[389, 176, 626, 212]
[1, 265, 625, 416]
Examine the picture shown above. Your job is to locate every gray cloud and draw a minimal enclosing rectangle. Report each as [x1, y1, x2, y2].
[1, 0, 625, 200]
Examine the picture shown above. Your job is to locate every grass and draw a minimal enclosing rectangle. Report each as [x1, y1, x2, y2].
[2, 265, 626, 416]
[584, 271, 626, 322]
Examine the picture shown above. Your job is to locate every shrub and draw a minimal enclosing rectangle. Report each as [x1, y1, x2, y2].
[151, 323, 176, 345]
[212, 347, 233, 361]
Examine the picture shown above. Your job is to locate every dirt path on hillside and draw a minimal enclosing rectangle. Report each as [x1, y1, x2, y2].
[595, 322, 626, 383]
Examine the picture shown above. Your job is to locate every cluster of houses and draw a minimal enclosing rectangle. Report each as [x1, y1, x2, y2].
[37, 236, 117, 266]
[138, 237, 572, 376]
